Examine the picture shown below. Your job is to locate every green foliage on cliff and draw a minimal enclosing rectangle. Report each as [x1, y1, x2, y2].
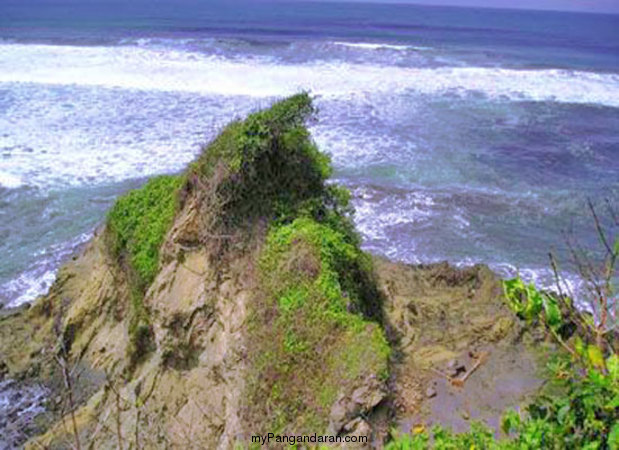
[107, 175, 183, 291]
[106, 175, 182, 365]
[225, 95, 390, 435]
[247, 217, 389, 434]
[104, 94, 390, 425]
[189, 93, 357, 241]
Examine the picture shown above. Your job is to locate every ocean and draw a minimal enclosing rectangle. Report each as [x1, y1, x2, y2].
[1, 0, 618, 308]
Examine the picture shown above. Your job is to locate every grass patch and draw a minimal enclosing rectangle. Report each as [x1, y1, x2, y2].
[246, 218, 390, 434]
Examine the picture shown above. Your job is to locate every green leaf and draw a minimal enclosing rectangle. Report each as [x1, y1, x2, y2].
[524, 283, 543, 320]
[587, 345, 606, 371]
[501, 410, 521, 434]
[542, 293, 562, 329]
[574, 336, 586, 357]
[609, 422, 619, 450]
[606, 394, 619, 409]
[503, 277, 526, 313]
[607, 354, 619, 382]
[557, 404, 570, 424]
[588, 369, 609, 388]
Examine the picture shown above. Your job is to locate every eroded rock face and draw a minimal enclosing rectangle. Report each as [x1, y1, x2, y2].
[329, 376, 386, 435]
[1, 250, 549, 449]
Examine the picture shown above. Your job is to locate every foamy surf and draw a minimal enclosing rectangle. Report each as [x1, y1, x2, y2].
[1, 231, 92, 306]
[1, 43, 619, 107]
[0, 172, 23, 189]
[332, 41, 427, 51]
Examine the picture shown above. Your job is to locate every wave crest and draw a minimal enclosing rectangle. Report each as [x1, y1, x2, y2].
[1, 43, 618, 107]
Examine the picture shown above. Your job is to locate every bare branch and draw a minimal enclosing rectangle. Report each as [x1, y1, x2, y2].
[588, 199, 613, 256]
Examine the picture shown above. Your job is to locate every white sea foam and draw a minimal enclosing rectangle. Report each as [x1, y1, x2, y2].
[0, 82, 257, 190]
[0, 172, 23, 189]
[2, 232, 92, 307]
[332, 41, 427, 51]
[0, 41, 616, 310]
[491, 262, 595, 312]
[1, 43, 618, 106]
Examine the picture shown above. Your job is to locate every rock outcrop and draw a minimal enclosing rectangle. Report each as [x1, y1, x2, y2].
[0, 94, 390, 449]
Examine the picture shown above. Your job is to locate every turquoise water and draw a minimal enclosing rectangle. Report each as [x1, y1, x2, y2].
[0, 1, 618, 306]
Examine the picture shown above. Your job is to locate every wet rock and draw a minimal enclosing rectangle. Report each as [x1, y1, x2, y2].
[328, 377, 386, 434]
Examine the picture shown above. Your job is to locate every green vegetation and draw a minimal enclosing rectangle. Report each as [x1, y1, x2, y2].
[107, 175, 183, 290]
[102, 93, 389, 427]
[189, 93, 358, 243]
[203, 94, 390, 435]
[387, 279, 619, 450]
[247, 218, 389, 434]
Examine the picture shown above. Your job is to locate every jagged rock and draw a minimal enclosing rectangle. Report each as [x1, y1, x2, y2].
[329, 378, 386, 434]
[446, 359, 466, 377]
[341, 417, 372, 447]
[379, 258, 547, 436]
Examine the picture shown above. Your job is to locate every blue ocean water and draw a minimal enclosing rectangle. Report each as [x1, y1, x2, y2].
[0, 0, 618, 306]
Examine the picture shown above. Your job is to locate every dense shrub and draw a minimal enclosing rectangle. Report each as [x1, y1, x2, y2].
[189, 93, 357, 243]
[107, 175, 183, 290]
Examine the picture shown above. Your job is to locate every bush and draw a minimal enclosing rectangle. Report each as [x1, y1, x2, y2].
[106, 175, 183, 290]
[189, 93, 358, 239]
